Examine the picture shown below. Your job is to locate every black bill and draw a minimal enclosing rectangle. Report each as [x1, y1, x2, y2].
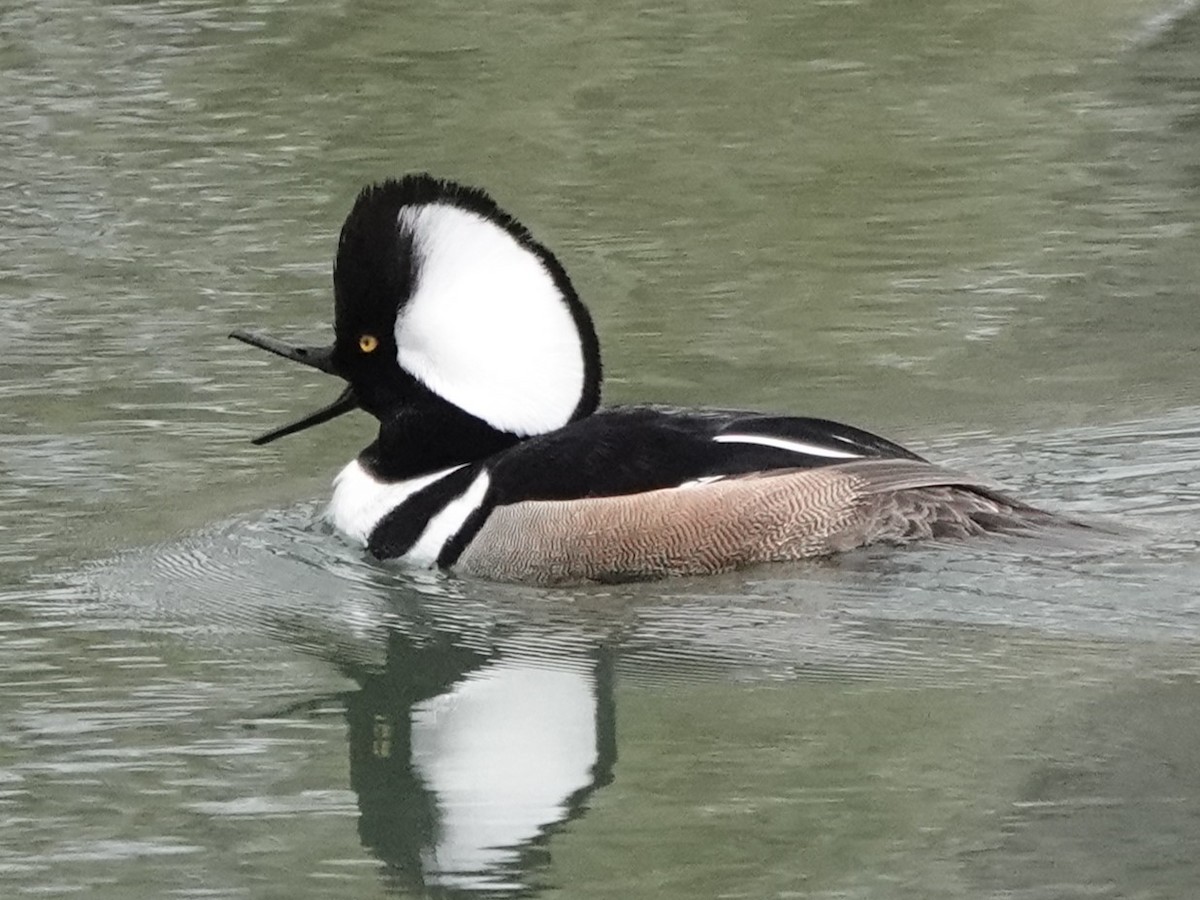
[230, 330, 358, 445]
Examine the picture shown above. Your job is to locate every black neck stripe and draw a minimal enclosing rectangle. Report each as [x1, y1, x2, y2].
[366, 465, 489, 560]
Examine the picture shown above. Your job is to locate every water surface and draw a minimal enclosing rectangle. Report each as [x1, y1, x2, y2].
[3, 0, 1200, 897]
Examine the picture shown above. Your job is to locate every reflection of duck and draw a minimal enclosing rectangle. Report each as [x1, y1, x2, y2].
[343, 628, 616, 894]
[233, 175, 1072, 584]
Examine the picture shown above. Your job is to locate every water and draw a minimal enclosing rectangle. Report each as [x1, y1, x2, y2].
[4, 0, 1200, 896]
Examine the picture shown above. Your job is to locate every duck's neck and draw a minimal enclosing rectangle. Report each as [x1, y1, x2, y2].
[359, 405, 525, 482]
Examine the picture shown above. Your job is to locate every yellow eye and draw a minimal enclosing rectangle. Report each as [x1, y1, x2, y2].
[358, 334, 379, 353]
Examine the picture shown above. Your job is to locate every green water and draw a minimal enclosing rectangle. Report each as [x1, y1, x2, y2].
[4, 0, 1200, 897]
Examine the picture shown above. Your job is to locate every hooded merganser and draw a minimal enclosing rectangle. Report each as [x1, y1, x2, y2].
[231, 174, 1067, 584]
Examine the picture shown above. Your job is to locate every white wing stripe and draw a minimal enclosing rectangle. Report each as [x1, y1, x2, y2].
[677, 475, 728, 489]
[713, 432, 862, 459]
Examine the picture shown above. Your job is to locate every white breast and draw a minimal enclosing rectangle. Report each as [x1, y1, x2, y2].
[404, 470, 492, 566]
[327, 459, 466, 545]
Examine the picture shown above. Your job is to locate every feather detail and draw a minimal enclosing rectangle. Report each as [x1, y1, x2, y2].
[453, 460, 1076, 584]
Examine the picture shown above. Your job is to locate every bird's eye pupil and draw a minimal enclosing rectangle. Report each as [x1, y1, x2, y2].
[359, 334, 379, 353]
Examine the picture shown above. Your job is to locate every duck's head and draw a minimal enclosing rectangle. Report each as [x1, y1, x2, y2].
[232, 175, 602, 451]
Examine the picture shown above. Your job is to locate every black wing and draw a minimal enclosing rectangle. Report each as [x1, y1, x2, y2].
[483, 405, 924, 505]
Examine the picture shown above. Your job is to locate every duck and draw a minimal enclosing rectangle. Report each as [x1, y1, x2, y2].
[231, 174, 1071, 585]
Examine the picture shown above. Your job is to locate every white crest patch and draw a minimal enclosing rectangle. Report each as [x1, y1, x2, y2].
[327, 458, 466, 545]
[395, 204, 585, 436]
[713, 432, 863, 459]
[405, 469, 492, 566]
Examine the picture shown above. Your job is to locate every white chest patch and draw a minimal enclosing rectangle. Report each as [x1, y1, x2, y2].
[713, 432, 863, 459]
[327, 459, 465, 545]
[394, 204, 585, 436]
[405, 470, 492, 566]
